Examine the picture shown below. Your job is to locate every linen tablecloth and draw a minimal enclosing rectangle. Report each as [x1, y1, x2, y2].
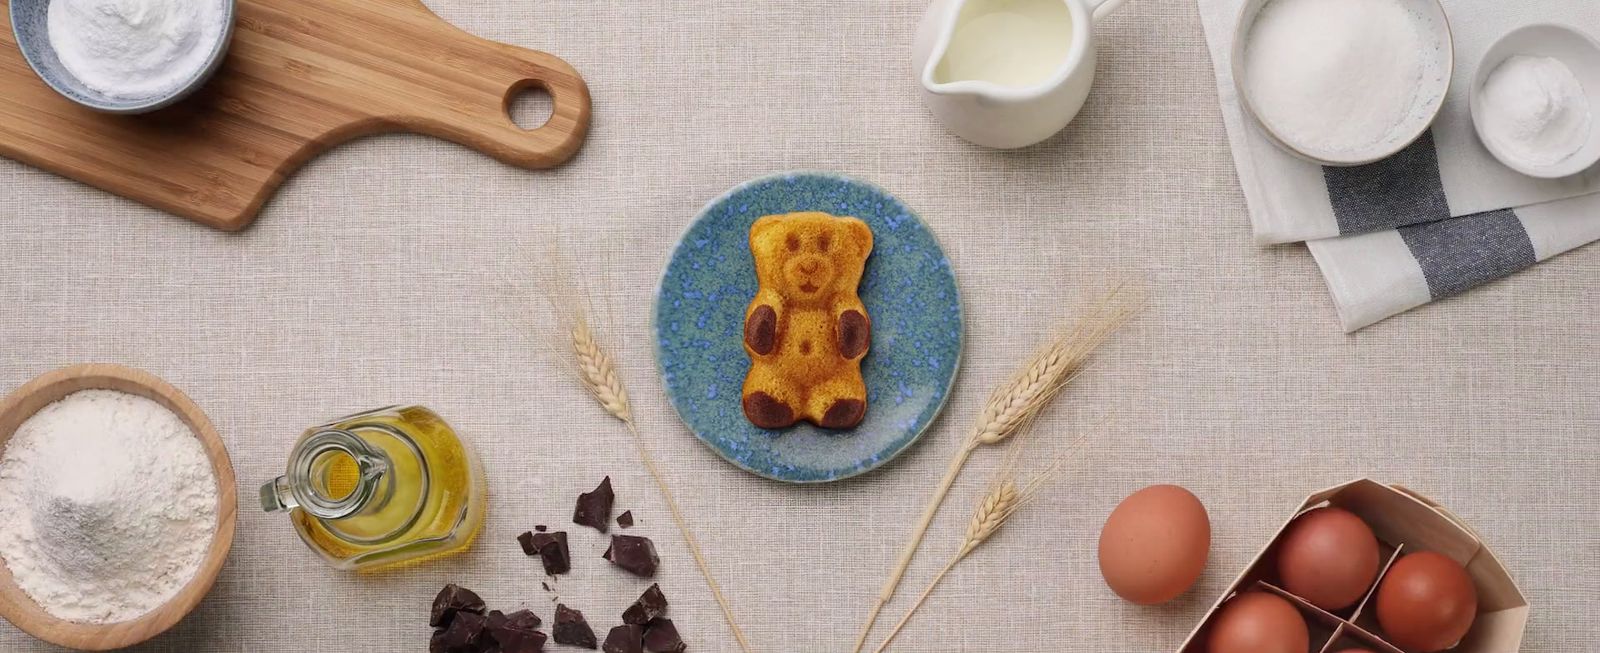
[1, 1, 1596, 651]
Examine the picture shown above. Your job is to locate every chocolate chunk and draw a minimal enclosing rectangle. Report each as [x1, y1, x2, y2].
[553, 604, 598, 649]
[642, 618, 685, 653]
[617, 511, 634, 528]
[492, 627, 547, 653]
[525, 531, 570, 575]
[622, 584, 668, 625]
[535, 524, 547, 532]
[603, 535, 659, 578]
[431, 584, 487, 628]
[602, 624, 645, 653]
[500, 609, 542, 631]
[574, 477, 615, 533]
[431, 611, 489, 653]
[517, 531, 538, 556]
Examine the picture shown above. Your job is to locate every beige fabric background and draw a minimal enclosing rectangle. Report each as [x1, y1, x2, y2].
[2, 1, 1596, 651]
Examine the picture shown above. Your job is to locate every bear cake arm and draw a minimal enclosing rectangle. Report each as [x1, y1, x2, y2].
[834, 301, 870, 360]
[744, 301, 778, 356]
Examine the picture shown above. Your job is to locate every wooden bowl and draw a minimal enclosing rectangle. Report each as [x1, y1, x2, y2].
[0, 364, 237, 650]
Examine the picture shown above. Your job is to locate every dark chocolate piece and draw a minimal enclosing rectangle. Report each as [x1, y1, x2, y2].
[616, 511, 634, 528]
[535, 524, 547, 532]
[622, 584, 668, 625]
[573, 477, 615, 533]
[553, 604, 598, 649]
[492, 627, 548, 653]
[517, 531, 538, 556]
[642, 618, 685, 653]
[431, 584, 487, 628]
[603, 535, 659, 578]
[526, 531, 570, 575]
[431, 611, 489, 653]
[602, 624, 645, 653]
[484, 609, 546, 653]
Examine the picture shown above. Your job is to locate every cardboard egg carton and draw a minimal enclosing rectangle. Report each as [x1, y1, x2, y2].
[1177, 479, 1527, 653]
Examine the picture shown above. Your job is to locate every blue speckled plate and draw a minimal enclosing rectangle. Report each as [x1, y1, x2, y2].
[653, 172, 963, 483]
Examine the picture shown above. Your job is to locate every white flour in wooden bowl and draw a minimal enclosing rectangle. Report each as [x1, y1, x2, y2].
[0, 389, 217, 624]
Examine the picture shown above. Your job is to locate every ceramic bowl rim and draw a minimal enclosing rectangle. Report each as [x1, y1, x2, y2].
[1468, 23, 1600, 179]
[1230, 0, 1455, 166]
[9, 0, 237, 114]
[650, 170, 966, 484]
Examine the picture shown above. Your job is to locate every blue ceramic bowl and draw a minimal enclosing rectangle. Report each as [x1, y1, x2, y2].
[9, 0, 235, 113]
[654, 172, 964, 483]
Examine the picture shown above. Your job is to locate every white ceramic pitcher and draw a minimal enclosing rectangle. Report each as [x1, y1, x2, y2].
[913, 0, 1127, 149]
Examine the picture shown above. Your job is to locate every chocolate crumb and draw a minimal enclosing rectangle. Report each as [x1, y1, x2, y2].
[642, 618, 685, 653]
[542, 581, 553, 592]
[603, 535, 659, 578]
[528, 531, 571, 575]
[553, 604, 598, 649]
[430, 611, 489, 653]
[617, 511, 634, 528]
[603, 624, 645, 653]
[535, 524, 547, 532]
[574, 477, 616, 533]
[431, 584, 487, 628]
[622, 584, 668, 625]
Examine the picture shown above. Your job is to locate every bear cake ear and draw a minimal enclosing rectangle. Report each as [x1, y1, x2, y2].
[844, 217, 873, 254]
[750, 215, 782, 243]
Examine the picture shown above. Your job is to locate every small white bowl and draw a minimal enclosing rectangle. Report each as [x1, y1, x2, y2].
[1469, 24, 1600, 179]
[8, 0, 235, 114]
[1231, 0, 1454, 166]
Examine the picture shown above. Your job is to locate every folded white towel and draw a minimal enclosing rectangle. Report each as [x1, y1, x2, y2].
[1309, 192, 1600, 331]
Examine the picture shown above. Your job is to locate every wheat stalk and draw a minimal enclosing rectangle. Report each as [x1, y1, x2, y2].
[525, 254, 754, 653]
[870, 450, 1066, 653]
[852, 283, 1141, 653]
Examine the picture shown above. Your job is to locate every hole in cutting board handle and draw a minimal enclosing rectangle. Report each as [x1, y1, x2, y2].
[507, 83, 553, 131]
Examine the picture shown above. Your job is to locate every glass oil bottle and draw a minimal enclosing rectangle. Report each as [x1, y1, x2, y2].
[261, 405, 486, 571]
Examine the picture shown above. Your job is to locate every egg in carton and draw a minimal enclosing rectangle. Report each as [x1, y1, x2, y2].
[1177, 478, 1527, 653]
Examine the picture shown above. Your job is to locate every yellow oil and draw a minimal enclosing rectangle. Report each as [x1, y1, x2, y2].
[290, 406, 486, 571]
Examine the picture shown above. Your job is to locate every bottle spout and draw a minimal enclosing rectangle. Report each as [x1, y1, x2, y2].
[261, 476, 298, 513]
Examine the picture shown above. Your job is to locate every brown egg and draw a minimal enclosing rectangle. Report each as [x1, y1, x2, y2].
[1375, 551, 1478, 652]
[1275, 507, 1381, 610]
[1205, 591, 1310, 653]
[1097, 484, 1210, 605]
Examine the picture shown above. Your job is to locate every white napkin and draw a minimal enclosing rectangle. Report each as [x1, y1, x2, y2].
[1308, 192, 1600, 331]
[1199, 0, 1600, 245]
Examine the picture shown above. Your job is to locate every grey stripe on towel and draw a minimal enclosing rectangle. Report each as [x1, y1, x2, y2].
[1398, 209, 1537, 299]
[1323, 131, 1451, 235]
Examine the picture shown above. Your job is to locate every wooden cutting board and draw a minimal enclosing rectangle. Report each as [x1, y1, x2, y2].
[0, 0, 590, 231]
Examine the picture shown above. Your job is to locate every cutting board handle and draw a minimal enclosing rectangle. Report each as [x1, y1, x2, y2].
[375, 33, 592, 169]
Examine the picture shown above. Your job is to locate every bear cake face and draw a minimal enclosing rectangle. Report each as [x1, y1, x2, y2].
[742, 212, 874, 430]
[751, 213, 872, 305]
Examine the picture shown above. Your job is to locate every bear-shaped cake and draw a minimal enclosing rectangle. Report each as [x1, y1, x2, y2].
[742, 211, 873, 430]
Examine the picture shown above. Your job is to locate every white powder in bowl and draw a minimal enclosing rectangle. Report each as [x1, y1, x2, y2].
[1244, 0, 1436, 157]
[47, 0, 229, 99]
[0, 389, 217, 624]
[1479, 55, 1592, 168]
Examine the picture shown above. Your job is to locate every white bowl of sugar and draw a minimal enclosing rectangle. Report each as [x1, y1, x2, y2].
[1470, 24, 1600, 179]
[1232, 0, 1454, 166]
